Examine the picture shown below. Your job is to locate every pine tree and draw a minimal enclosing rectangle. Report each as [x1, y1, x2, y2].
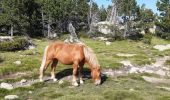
[156, 0, 170, 39]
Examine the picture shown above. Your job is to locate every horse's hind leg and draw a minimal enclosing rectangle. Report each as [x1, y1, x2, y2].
[51, 59, 58, 82]
[72, 62, 79, 86]
[39, 59, 52, 82]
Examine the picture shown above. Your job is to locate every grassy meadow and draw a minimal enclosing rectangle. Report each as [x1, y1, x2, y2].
[0, 37, 170, 100]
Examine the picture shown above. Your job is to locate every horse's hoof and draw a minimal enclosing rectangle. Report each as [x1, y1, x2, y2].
[40, 79, 43, 82]
[53, 78, 57, 82]
[80, 80, 84, 84]
[72, 82, 79, 87]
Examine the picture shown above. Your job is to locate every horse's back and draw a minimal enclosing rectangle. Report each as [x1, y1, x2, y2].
[47, 41, 85, 64]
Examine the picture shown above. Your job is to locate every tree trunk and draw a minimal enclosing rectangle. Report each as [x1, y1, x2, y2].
[10, 25, 13, 37]
[47, 14, 51, 38]
[124, 22, 128, 38]
[41, 11, 45, 37]
[88, 0, 92, 29]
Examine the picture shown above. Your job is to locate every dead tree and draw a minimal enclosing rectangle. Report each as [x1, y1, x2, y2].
[106, 2, 117, 25]
[65, 22, 80, 43]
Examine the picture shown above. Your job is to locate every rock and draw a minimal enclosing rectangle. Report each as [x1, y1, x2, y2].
[0, 36, 13, 42]
[120, 60, 133, 67]
[153, 44, 170, 51]
[103, 70, 114, 76]
[103, 69, 114, 74]
[28, 91, 32, 94]
[4, 95, 19, 100]
[155, 69, 167, 76]
[0, 82, 13, 90]
[162, 67, 169, 70]
[129, 67, 139, 73]
[156, 86, 170, 92]
[68, 86, 74, 88]
[59, 80, 64, 85]
[97, 21, 112, 34]
[142, 76, 170, 84]
[96, 37, 108, 41]
[20, 79, 27, 84]
[116, 53, 136, 57]
[139, 67, 154, 74]
[129, 88, 135, 91]
[105, 41, 111, 46]
[28, 45, 36, 50]
[13, 61, 21, 65]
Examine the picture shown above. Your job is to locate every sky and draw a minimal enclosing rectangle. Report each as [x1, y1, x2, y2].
[95, 0, 159, 14]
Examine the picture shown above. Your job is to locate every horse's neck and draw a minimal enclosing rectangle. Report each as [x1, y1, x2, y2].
[86, 60, 99, 70]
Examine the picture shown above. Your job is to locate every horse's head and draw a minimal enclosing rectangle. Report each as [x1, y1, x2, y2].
[91, 67, 101, 85]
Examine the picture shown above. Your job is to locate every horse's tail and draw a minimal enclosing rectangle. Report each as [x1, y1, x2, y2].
[40, 46, 49, 71]
[83, 45, 99, 67]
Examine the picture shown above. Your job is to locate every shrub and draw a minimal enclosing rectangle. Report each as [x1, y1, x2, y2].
[0, 37, 29, 51]
[0, 33, 8, 36]
[155, 29, 170, 40]
[143, 34, 152, 44]
[127, 30, 143, 41]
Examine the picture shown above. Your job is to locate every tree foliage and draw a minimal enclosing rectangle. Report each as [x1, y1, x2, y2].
[0, 0, 89, 37]
[156, 0, 170, 39]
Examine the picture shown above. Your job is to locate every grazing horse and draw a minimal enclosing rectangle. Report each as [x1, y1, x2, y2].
[39, 41, 101, 86]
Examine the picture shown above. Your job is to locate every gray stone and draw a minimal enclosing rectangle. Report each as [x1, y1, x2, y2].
[142, 76, 170, 84]
[156, 86, 170, 92]
[96, 37, 108, 41]
[20, 79, 27, 84]
[4, 95, 19, 100]
[0, 36, 13, 42]
[153, 44, 170, 51]
[13, 61, 21, 65]
[59, 80, 64, 85]
[129, 88, 135, 91]
[105, 41, 111, 46]
[28, 45, 36, 50]
[120, 60, 133, 67]
[28, 91, 32, 94]
[129, 67, 139, 73]
[116, 53, 136, 57]
[0, 82, 13, 90]
[155, 69, 166, 76]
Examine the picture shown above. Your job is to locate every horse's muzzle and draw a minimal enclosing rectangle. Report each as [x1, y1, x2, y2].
[94, 80, 101, 86]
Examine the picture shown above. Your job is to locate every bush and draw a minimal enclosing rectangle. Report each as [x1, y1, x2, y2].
[0, 37, 29, 51]
[89, 31, 105, 38]
[156, 31, 170, 40]
[0, 33, 8, 36]
[143, 34, 152, 44]
[127, 30, 143, 41]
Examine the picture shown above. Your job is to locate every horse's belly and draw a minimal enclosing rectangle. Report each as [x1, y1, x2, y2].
[58, 59, 73, 65]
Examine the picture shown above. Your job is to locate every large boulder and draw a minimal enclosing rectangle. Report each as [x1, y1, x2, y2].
[153, 44, 170, 51]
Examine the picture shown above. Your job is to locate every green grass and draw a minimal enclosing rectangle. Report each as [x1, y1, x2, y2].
[1, 37, 170, 75]
[0, 37, 170, 99]
[165, 60, 170, 66]
[1, 76, 170, 100]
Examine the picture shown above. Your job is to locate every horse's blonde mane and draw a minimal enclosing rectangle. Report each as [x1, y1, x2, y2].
[83, 45, 99, 68]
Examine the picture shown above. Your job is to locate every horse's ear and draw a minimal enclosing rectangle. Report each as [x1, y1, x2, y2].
[98, 68, 101, 72]
[97, 66, 101, 70]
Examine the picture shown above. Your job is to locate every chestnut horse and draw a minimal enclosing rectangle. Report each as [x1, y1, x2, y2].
[39, 42, 101, 86]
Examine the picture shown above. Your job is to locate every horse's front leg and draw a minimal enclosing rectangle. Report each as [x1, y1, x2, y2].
[79, 62, 84, 84]
[72, 62, 79, 86]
